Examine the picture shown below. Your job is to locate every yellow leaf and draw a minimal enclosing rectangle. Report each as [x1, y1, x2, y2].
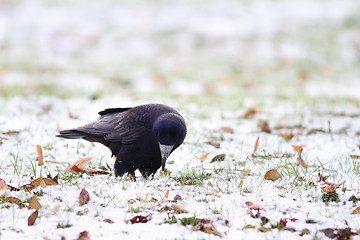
[164, 190, 169, 199]
[351, 207, 360, 215]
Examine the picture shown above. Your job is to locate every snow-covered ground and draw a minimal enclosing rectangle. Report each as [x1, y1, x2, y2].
[0, 0, 360, 239]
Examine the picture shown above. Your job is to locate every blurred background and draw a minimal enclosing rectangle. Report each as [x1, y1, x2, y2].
[0, 0, 359, 99]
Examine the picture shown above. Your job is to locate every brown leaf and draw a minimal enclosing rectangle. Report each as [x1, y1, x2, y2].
[103, 219, 114, 224]
[0, 178, 10, 196]
[321, 184, 336, 193]
[245, 201, 266, 218]
[351, 207, 360, 215]
[251, 136, 260, 157]
[36, 145, 44, 166]
[199, 152, 210, 161]
[240, 169, 251, 176]
[220, 127, 234, 134]
[318, 173, 329, 182]
[77, 231, 90, 240]
[243, 108, 257, 118]
[4, 196, 24, 207]
[30, 177, 58, 187]
[210, 153, 226, 163]
[79, 188, 90, 206]
[279, 132, 294, 141]
[259, 120, 271, 133]
[205, 141, 220, 148]
[27, 210, 38, 226]
[127, 214, 152, 224]
[67, 157, 92, 173]
[170, 203, 189, 214]
[173, 194, 182, 202]
[264, 169, 281, 181]
[350, 155, 360, 159]
[292, 145, 303, 155]
[29, 195, 42, 210]
[321, 228, 357, 239]
[205, 192, 221, 198]
[297, 156, 308, 168]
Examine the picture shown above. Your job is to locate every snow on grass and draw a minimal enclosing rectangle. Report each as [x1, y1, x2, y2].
[0, 95, 359, 239]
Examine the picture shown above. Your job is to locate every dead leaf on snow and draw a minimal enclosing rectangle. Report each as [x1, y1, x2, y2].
[4, 196, 25, 208]
[243, 108, 257, 119]
[237, 179, 244, 189]
[351, 207, 360, 215]
[170, 203, 189, 214]
[318, 173, 329, 182]
[79, 188, 90, 206]
[297, 156, 308, 168]
[321, 227, 357, 239]
[204, 141, 220, 148]
[173, 194, 182, 202]
[36, 145, 44, 166]
[199, 152, 210, 161]
[279, 132, 294, 141]
[292, 145, 303, 155]
[164, 190, 169, 199]
[29, 195, 42, 210]
[127, 214, 152, 224]
[259, 120, 271, 133]
[251, 136, 260, 157]
[245, 201, 266, 218]
[349, 155, 360, 159]
[0, 178, 10, 196]
[103, 219, 115, 224]
[27, 210, 38, 226]
[240, 169, 251, 176]
[264, 169, 281, 181]
[30, 177, 58, 187]
[67, 157, 92, 173]
[77, 231, 90, 240]
[48, 204, 60, 213]
[205, 192, 221, 198]
[220, 127, 234, 134]
[321, 184, 336, 193]
[210, 153, 226, 163]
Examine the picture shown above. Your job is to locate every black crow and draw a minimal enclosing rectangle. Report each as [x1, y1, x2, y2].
[57, 103, 186, 179]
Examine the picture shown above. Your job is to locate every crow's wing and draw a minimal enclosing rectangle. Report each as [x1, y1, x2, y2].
[74, 107, 149, 144]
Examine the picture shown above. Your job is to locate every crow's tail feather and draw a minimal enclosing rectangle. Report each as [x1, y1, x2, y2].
[57, 129, 85, 139]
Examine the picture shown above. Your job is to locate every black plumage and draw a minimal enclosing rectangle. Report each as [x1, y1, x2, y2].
[57, 103, 187, 179]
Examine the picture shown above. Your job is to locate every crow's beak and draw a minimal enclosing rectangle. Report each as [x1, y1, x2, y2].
[159, 144, 174, 171]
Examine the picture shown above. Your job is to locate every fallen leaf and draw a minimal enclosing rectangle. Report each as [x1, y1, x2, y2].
[103, 219, 115, 224]
[204, 141, 220, 148]
[199, 152, 210, 161]
[264, 169, 281, 181]
[127, 214, 152, 224]
[67, 157, 92, 173]
[173, 194, 182, 202]
[210, 153, 226, 163]
[29, 195, 42, 210]
[4, 196, 24, 207]
[240, 169, 251, 176]
[351, 207, 360, 215]
[79, 188, 90, 206]
[237, 179, 244, 189]
[27, 210, 38, 226]
[164, 190, 169, 199]
[243, 108, 256, 118]
[321, 227, 357, 239]
[205, 192, 221, 198]
[36, 145, 44, 166]
[48, 204, 60, 213]
[350, 155, 360, 159]
[321, 184, 336, 193]
[279, 132, 294, 141]
[297, 156, 308, 168]
[0, 178, 10, 196]
[259, 120, 271, 133]
[251, 136, 260, 157]
[292, 145, 303, 155]
[39, 179, 47, 188]
[318, 173, 329, 182]
[30, 177, 58, 187]
[220, 127, 234, 134]
[170, 203, 189, 213]
[245, 201, 266, 218]
[77, 231, 90, 240]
